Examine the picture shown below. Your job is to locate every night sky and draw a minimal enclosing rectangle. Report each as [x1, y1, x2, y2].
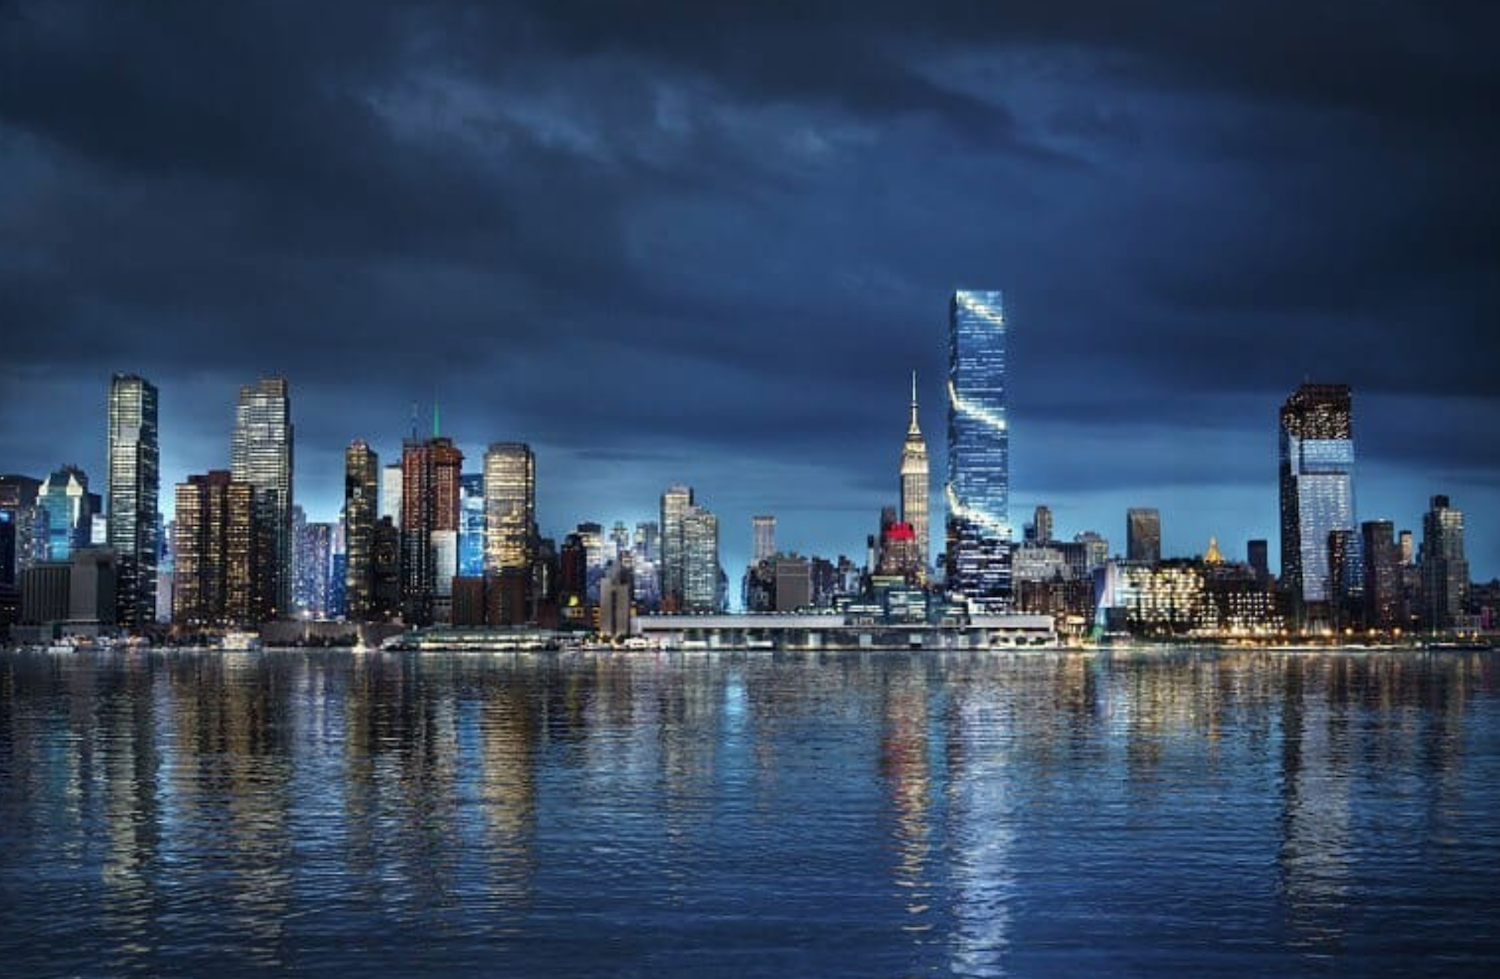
[3, 1, 1497, 582]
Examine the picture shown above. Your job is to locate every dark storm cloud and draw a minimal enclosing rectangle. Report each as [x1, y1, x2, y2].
[2, 0, 1497, 576]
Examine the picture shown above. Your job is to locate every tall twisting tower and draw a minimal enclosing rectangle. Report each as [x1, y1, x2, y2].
[899, 371, 930, 584]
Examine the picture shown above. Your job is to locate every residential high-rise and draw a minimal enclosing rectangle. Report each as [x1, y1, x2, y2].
[1361, 520, 1401, 631]
[660, 484, 694, 611]
[1278, 383, 1356, 623]
[946, 289, 1011, 609]
[899, 371, 931, 584]
[37, 465, 96, 561]
[231, 377, 293, 620]
[752, 515, 777, 564]
[1127, 508, 1162, 564]
[482, 443, 536, 576]
[1420, 495, 1468, 632]
[105, 373, 159, 629]
[400, 436, 462, 625]
[173, 471, 255, 626]
[343, 440, 380, 620]
[682, 504, 721, 613]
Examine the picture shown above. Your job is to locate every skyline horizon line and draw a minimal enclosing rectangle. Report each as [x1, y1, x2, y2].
[5, 364, 1491, 584]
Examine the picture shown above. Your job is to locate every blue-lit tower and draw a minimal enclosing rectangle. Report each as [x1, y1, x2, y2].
[946, 289, 1012, 610]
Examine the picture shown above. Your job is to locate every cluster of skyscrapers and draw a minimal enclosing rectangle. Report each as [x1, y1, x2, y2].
[0, 291, 1487, 642]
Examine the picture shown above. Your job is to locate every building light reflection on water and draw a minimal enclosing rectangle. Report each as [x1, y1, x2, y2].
[2, 649, 1492, 974]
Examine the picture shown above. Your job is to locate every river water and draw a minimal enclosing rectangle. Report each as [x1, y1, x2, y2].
[1, 647, 1497, 976]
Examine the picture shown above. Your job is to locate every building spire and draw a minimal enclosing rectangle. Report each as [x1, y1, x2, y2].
[433, 398, 440, 438]
[908, 370, 921, 436]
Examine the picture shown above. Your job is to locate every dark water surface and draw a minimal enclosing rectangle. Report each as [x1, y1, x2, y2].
[2, 648, 1499, 977]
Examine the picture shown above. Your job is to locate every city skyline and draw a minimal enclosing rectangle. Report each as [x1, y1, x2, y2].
[2, 3, 1496, 584]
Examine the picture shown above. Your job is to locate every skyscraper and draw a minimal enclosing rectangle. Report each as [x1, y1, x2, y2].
[1361, 520, 1401, 631]
[1032, 505, 1053, 545]
[1420, 495, 1468, 632]
[458, 473, 485, 577]
[0, 475, 42, 589]
[660, 484, 694, 611]
[173, 471, 255, 626]
[1127, 508, 1162, 564]
[343, 440, 379, 620]
[106, 373, 159, 629]
[231, 377, 293, 620]
[682, 504, 721, 613]
[752, 515, 777, 564]
[946, 289, 1011, 609]
[1278, 383, 1356, 622]
[899, 371, 930, 584]
[37, 465, 96, 561]
[400, 435, 462, 625]
[483, 443, 536, 576]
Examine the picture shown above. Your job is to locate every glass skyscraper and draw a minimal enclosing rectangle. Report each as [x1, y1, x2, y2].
[231, 377, 293, 620]
[1278, 383, 1356, 619]
[946, 289, 1011, 608]
[38, 465, 96, 561]
[459, 472, 485, 577]
[482, 443, 535, 577]
[107, 373, 159, 628]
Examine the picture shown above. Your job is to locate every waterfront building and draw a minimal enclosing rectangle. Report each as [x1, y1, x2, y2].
[682, 504, 721, 613]
[1361, 520, 1402, 631]
[1126, 508, 1162, 564]
[173, 471, 255, 626]
[660, 485, 694, 611]
[399, 436, 463, 626]
[482, 443, 536, 577]
[1279, 383, 1356, 626]
[459, 473, 485, 577]
[295, 521, 334, 619]
[1420, 495, 1468, 632]
[105, 373, 159, 629]
[231, 377, 294, 620]
[899, 372, 931, 583]
[945, 289, 1011, 609]
[37, 465, 97, 561]
[343, 440, 380, 620]
[753, 515, 777, 565]
[18, 547, 117, 633]
[1327, 527, 1362, 630]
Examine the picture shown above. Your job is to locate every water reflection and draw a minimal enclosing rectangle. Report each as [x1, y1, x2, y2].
[0, 648, 1498, 976]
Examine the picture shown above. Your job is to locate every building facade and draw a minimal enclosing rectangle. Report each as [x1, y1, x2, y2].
[343, 440, 380, 620]
[946, 289, 1011, 609]
[1278, 383, 1356, 625]
[173, 471, 255, 627]
[105, 373, 159, 629]
[682, 504, 721, 613]
[660, 485, 694, 611]
[483, 443, 536, 579]
[1420, 495, 1468, 632]
[37, 465, 96, 561]
[400, 436, 463, 626]
[230, 377, 294, 620]
[1126, 508, 1161, 564]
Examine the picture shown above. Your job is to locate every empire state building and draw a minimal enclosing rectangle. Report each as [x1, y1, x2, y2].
[899, 371, 930, 584]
